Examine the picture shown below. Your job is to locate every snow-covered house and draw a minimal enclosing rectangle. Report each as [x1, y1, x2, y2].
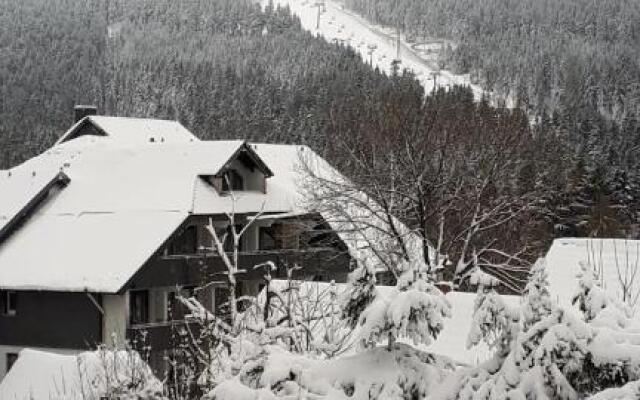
[0, 348, 162, 399]
[545, 238, 640, 316]
[0, 114, 357, 378]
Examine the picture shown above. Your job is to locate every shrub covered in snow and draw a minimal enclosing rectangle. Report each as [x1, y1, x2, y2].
[356, 269, 451, 349]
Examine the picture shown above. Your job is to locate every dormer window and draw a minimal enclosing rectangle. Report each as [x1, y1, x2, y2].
[198, 143, 273, 195]
[222, 169, 244, 192]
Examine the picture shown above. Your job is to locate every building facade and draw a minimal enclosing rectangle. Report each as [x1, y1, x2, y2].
[0, 114, 355, 378]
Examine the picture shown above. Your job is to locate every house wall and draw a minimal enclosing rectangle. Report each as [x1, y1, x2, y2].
[227, 158, 265, 192]
[0, 291, 101, 351]
[102, 294, 127, 348]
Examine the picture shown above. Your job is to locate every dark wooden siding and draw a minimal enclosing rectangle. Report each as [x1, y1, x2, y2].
[128, 248, 352, 290]
[0, 291, 101, 349]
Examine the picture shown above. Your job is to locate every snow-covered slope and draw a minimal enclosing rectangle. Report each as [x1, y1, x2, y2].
[262, 0, 485, 100]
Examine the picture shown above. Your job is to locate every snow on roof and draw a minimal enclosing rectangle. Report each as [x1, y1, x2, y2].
[0, 211, 186, 292]
[545, 237, 640, 315]
[0, 167, 66, 235]
[57, 115, 199, 145]
[265, 280, 520, 366]
[0, 348, 161, 400]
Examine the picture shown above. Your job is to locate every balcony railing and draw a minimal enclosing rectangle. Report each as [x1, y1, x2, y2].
[133, 247, 351, 288]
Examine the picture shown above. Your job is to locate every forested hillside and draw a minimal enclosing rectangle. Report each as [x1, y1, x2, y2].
[344, 0, 640, 239]
[344, 0, 640, 120]
[0, 0, 415, 168]
[1, 0, 639, 272]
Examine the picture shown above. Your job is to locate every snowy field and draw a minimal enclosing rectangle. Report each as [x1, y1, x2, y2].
[261, 0, 488, 101]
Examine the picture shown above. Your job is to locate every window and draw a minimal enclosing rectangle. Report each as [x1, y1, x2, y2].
[1, 291, 17, 316]
[215, 225, 244, 252]
[221, 169, 244, 192]
[6, 353, 18, 373]
[166, 287, 195, 321]
[258, 226, 277, 251]
[129, 290, 149, 325]
[167, 226, 198, 255]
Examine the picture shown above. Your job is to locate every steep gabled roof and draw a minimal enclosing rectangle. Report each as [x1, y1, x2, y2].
[56, 115, 199, 145]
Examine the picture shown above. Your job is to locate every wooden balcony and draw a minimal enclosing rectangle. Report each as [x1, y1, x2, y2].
[131, 247, 351, 289]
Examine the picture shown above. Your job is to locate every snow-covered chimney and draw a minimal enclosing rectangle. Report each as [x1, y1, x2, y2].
[73, 105, 97, 123]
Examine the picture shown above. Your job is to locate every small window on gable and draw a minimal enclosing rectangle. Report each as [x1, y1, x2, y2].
[221, 169, 244, 192]
[1, 291, 17, 316]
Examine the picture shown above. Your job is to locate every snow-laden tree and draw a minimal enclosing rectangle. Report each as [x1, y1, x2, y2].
[355, 264, 452, 350]
[521, 260, 554, 330]
[466, 280, 519, 360]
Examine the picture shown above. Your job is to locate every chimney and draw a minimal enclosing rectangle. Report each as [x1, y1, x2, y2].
[74, 105, 98, 123]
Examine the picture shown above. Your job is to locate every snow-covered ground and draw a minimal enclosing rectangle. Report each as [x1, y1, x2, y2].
[262, 0, 487, 101]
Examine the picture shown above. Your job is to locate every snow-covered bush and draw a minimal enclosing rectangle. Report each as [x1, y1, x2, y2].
[250, 279, 356, 357]
[521, 260, 554, 330]
[87, 346, 165, 399]
[466, 287, 519, 359]
[356, 268, 451, 349]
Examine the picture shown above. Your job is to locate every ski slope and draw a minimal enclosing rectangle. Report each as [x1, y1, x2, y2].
[262, 0, 486, 101]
